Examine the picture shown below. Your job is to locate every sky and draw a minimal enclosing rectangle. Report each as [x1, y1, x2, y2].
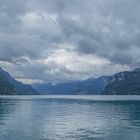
[0, 0, 140, 84]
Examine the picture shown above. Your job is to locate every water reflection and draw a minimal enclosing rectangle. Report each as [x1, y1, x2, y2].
[0, 99, 140, 140]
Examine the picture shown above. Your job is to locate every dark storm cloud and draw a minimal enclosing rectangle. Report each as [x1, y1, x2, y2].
[0, 0, 140, 83]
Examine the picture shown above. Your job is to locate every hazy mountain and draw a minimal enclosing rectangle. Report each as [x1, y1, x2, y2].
[32, 82, 78, 95]
[3, 65, 140, 95]
[32, 76, 110, 95]
[0, 67, 38, 95]
[102, 68, 140, 95]
[73, 76, 111, 94]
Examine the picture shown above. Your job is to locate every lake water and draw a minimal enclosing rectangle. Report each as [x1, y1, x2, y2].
[0, 95, 140, 140]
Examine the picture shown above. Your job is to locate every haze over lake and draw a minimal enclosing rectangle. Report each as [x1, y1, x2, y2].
[0, 95, 140, 140]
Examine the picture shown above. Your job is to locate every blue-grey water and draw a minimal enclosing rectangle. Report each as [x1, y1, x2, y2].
[0, 95, 140, 140]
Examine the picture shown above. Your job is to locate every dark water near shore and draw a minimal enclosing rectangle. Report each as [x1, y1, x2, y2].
[0, 95, 140, 140]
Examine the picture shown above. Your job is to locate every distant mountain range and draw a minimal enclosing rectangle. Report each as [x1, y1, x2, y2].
[1, 66, 140, 95]
[33, 68, 140, 95]
[0, 67, 38, 95]
[73, 76, 111, 94]
[32, 76, 111, 95]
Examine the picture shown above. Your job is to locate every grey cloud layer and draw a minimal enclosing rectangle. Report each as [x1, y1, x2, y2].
[0, 0, 139, 83]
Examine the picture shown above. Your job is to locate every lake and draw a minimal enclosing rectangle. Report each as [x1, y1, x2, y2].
[0, 95, 140, 140]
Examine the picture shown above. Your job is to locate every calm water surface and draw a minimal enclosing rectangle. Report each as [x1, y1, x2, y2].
[0, 95, 140, 140]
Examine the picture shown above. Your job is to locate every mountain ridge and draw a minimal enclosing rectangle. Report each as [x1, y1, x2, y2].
[1, 66, 140, 95]
[0, 67, 38, 95]
[102, 68, 140, 95]
[32, 76, 111, 95]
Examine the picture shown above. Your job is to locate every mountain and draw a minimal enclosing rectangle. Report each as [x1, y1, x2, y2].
[73, 76, 111, 94]
[0, 71, 16, 95]
[32, 82, 78, 95]
[0, 67, 38, 95]
[102, 68, 140, 95]
[32, 76, 110, 95]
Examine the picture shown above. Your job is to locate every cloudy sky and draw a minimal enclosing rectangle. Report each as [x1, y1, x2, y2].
[0, 0, 140, 84]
